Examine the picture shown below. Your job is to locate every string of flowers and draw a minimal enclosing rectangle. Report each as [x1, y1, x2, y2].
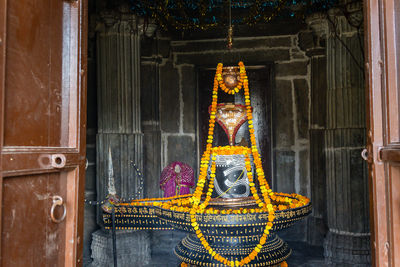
[188, 66, 219, 209]
[188, 62, 279, 266]
[117, 191, 308, 217]
[215, 62, 246, 94]
[118, 62, 310, 266]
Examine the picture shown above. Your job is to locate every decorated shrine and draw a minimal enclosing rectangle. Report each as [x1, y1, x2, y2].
[84, 0, 370, 266]
[102, 62, 311, 266]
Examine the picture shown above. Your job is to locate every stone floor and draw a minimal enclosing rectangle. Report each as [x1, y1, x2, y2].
[285, 241, 325, 267]
[146, 241, 325, 267]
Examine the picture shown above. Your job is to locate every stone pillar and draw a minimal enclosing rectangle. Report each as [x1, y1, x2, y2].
[141, 53, 163, 199]
[90, 7, 151, 266]
[322, 3, 370, 265]
[305, 13, 329, 246]
[96, 10, 143, 207]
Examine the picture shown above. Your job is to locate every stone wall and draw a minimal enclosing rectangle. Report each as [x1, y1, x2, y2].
[172, 35, 312, 201]
[159, 61, 198, 179]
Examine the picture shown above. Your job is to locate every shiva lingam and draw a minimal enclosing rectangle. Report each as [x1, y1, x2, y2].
[103, 62, 311, 267]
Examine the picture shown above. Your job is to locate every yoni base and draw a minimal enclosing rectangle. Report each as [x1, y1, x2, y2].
[183, 263, 282, 267]
[175, 233, 290, 267]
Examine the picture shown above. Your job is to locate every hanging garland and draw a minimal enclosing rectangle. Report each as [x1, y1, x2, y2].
[187, 61, 276, 266]
[111, 61, 311, 266]
[215, 62, 246, 94]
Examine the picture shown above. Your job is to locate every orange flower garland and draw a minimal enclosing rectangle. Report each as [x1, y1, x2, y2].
[120, 190, 309, 214]
[119, 62, 310, 266]
[188, 62, 279, 266]
[216, 62, 246, 94]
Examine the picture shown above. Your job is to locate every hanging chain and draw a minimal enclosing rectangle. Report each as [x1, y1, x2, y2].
[227, 0, 233, 49]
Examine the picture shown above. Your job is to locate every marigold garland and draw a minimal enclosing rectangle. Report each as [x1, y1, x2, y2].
[122, 190, 309, 214]
[216, 62, 246, 95]
[120, 62, 310, 266]
[187, 61, 276, 266]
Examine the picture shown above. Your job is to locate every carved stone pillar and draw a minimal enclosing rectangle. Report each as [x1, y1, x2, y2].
[141, 43, 162, 199]
[305, 13, 329, 246]
[96, 10, 143, 207]
[323, 3, 370, 265]
[141, 59, 163, 199]
[91, 7, 151, 266]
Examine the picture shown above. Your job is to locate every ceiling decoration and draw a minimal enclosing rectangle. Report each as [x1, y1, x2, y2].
[129, 0, 339, 31]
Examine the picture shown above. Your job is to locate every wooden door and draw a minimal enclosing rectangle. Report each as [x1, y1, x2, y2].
[365, 0, 400, 266]
[0, 0, 87, 266]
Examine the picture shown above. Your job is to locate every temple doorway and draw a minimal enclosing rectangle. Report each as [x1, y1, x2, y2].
[84, 1, 371, 266]
[1, 0, 400, 266]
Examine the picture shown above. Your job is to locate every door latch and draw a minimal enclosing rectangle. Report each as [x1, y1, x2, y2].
[50, 196, 66, 223]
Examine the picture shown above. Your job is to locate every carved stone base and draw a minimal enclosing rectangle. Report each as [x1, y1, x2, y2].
[90, 229, 151, 267]
[175, 233, 291, 266]
[323, 230, 370, 266]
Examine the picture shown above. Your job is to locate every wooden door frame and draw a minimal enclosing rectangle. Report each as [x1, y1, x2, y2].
[0, 0, 6, 261]
[76, 0, 88, 264]
[365, 0, 400, 266]
[0, 0, 88, 265]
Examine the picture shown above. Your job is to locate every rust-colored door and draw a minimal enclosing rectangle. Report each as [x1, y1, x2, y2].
[365, 0, 400, 266]
[0, 0, 87, 266]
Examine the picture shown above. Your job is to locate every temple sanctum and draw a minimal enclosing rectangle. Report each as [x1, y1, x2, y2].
[0, 0, 399, 267]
